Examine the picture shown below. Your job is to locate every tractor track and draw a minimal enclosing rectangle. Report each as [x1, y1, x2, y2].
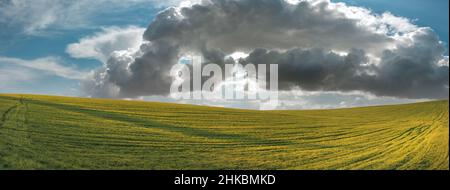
[0, 97, 28, 128]
[0, 105, 18, 128]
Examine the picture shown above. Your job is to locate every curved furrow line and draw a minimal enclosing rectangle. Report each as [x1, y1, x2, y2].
[0, 105, 18, 128]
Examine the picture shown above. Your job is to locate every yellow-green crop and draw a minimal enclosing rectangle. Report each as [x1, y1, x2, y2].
[0, 94, 448, 170]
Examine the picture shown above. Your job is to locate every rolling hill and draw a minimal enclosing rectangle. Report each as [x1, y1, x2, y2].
[0, 94, 448, 170]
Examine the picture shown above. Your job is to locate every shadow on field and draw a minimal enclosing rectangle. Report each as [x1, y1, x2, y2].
[19, 97, 294, 146]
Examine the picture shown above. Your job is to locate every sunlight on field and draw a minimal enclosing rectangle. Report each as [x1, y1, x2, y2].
[0, 94, 448, 170]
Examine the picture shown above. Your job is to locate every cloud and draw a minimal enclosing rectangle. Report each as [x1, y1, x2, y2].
[0, 66, 37, 85]
[0, 56, 89, 80]
[0, 0, 185, 35]
[275, 89, 427, 110]
[0, 56, 89, 96]
[139, 89, 427, 110]
[66, 26, 145, 63]
[85, 0, 448, 101]
[239, 33, 449, 99]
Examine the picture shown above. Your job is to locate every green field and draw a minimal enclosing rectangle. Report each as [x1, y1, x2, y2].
[0, 94, 448, 170]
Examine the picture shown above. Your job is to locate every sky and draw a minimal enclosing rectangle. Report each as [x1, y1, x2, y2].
[0, 0, 448, 109]
[336, 0, 449, 51]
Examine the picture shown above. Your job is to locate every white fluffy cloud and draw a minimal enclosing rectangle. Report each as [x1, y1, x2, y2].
[0, 56, 89, 80]
[275, 89, 427, 109]
[139, 89, 427, 110]
[66, 26, 146, 63]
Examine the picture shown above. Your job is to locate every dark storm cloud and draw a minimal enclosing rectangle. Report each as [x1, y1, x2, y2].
[84, 0, 449, 99]
[241, 29, 449, 99]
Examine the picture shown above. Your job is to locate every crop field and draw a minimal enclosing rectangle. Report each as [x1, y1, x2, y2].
[0, 94, 448, 170]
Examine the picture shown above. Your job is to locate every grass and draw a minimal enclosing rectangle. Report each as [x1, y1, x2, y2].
[0, 94, 448, 170]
